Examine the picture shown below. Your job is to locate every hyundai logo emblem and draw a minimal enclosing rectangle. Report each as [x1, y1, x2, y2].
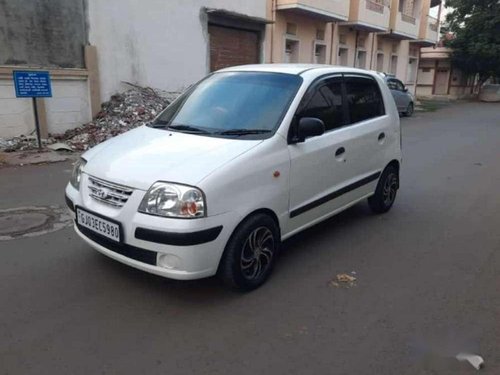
[94, 187, 109, 199]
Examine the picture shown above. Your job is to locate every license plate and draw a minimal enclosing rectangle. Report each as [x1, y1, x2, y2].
[76, 207, 121, 242]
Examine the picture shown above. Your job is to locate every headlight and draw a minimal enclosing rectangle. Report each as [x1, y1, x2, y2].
[70, 158, 86, 190]
[138, 182, 206, 218]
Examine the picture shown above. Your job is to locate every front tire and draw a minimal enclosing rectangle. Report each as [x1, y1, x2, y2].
[218, 214, 279, 291]
[368, 165, 399, 214]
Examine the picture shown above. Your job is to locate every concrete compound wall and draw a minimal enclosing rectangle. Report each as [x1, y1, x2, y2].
[87, 0, 268, 102]
[0, 0, 92, 138]
[0, 0, 87, 68]
[0, 72, 92, 138]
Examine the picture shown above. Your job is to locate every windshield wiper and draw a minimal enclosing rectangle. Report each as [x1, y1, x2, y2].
[216, 129, 272, 136]
[167, 124, 211, 134]
[149, 120, 169, 128]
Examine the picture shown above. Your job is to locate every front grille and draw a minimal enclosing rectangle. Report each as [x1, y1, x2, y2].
[78, 224, 157, 266]
[88, 176, 133, 208]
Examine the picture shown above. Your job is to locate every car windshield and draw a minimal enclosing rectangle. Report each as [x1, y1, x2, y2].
[151, 72, 302, 139]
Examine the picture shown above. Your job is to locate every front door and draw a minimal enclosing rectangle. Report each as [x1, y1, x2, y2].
[434, 68, 449, 95]
[287, 76, 351, 234]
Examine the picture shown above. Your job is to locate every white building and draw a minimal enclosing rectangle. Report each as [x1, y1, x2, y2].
[87, 0, 269, 101]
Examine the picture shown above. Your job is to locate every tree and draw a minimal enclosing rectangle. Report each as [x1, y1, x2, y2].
[444, 0, 500, 83]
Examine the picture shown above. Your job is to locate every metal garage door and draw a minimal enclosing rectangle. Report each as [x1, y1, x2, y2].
[208, 25, 260, 72]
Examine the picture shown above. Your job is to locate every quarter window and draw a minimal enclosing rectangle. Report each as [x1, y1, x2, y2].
[345, 77, 385, 124]
[298, 79, 344, 131]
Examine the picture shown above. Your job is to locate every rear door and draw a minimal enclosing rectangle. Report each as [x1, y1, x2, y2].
[337, 75, 389, 200]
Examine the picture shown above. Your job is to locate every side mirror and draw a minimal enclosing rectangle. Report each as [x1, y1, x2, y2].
[403, 87, 408, 92]
[293, 117, 325, 143]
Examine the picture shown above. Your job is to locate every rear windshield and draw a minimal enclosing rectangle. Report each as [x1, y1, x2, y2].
[151, 72, 302, 139]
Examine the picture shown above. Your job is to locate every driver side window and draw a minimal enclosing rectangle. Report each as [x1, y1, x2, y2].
[298, 78, 345, 131]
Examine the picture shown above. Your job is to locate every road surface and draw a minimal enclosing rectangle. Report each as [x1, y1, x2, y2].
[1, 101, 499, 374]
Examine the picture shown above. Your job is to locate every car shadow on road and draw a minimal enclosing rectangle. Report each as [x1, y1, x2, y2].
[88, 201, 376, 302]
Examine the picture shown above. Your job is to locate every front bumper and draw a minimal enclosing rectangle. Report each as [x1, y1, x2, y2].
[65, 176, 235, 280]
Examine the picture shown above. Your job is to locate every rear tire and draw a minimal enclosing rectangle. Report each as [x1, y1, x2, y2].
[368, 165, 399, 214]
[218, 214, 280, 291]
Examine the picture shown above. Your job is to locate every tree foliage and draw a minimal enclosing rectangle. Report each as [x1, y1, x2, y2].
[444, 0, 500, 81]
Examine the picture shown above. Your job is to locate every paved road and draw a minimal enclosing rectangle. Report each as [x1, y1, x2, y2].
[1, 101, 499, 375]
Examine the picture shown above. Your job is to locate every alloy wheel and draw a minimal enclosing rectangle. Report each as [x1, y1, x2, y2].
[240, 227, 274, 280]
[383, 173, 398, 206]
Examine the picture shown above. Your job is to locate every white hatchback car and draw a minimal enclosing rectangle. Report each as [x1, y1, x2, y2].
[66, 64, 402, 290]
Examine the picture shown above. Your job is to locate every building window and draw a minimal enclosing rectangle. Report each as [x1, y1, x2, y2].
[285, 39, 299, 63]
[314, 43, 327, 64]
[338, 47, 349, 66]
[390, 55, 398, 75]
[356, 50, 367, 69]
[376, 53, 384, 72]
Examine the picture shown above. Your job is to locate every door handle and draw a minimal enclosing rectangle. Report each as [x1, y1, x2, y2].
[335, 147, 345, 157]
[378, 132, 385, 141]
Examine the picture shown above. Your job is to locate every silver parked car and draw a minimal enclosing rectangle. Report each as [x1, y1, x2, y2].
[378, 73, 414, 117]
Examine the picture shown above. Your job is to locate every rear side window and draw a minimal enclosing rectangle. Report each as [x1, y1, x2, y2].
[345, 77, 385, 124]
[387, 79, 398, 90]
[388, 79, 404, 91]
[298, 78, 344, 131]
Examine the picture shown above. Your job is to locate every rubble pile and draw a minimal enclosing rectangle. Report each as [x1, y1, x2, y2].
[0, 136, 56, 152]
[55, 86, 176, 151]
[0, 85, 178, 153]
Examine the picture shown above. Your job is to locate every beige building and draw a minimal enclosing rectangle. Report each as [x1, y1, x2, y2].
[265, 0, 442, 95]
[416, 46, 477, 98]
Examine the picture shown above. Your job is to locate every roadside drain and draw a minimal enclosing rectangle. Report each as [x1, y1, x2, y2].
[0, 206, 73, 241]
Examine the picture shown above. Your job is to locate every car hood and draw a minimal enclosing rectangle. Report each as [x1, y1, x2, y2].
[82, 126, 262, 190]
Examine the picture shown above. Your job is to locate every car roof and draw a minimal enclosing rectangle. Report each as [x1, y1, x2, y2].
[218, 64, 379, 77]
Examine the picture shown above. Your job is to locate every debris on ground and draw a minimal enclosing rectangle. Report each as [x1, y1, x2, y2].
[0, 135, 57, 152]
[329, 273, 357, 288]
[0, 84, 179, 153]
[54, 85, 177, 151]
[46, 142, 74, 152]
[456, 353, 484, 370]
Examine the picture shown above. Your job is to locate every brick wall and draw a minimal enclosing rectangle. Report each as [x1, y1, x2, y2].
[209, 25, 260, 72]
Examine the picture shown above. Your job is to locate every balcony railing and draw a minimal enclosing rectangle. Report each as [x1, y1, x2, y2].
[401, 13, 416, 24]
[366, 0, 384, 14]
[428, 16, 439, 31]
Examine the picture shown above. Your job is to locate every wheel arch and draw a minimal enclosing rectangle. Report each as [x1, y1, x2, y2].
[386, 159, 400, 173]
[237, 208, 281, 238]
[385, 160, 400, 188]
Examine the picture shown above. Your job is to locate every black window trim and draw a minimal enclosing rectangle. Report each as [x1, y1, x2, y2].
[288, 72, 387, 143]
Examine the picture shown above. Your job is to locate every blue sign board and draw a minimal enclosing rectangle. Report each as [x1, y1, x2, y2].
[13, 70, 52, 98]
